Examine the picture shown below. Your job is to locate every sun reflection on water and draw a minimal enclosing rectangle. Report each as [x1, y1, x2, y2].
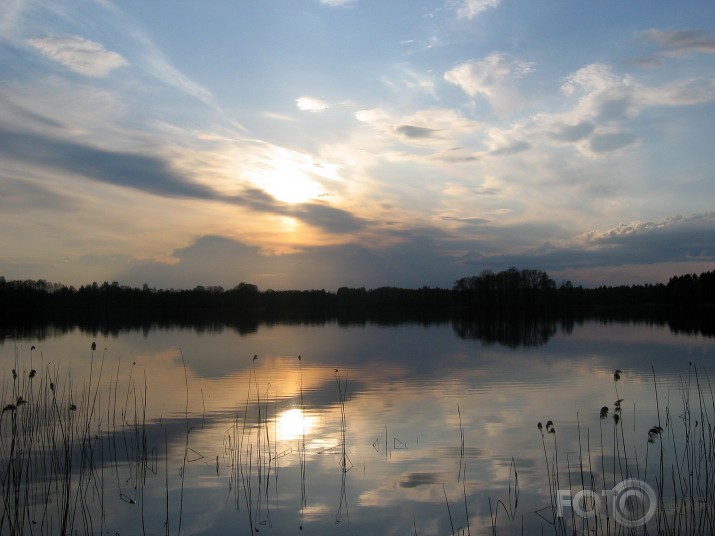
[276, 407, 317, 441]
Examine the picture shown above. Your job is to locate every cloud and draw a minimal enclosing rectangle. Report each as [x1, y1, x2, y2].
[428, 147, 480, 163]
[0, 0, 25, 36]
[560, 63, 623, 97]
[387, 66, 437, 97]
[481, 212, 715, 273]
[13, 2, 221, 113]
[0, 91, 67, 130]
[641, 77, 715, 107]
[90, 1, 221, 111]
[320, 0, 355, 6]
[490, 139, 531, 156]
[399, 472, 444, 488]
[589, 131, 639, 153]
[78, 211, 715, 290]
[549, 121, 595, 142]
[577, 213, 715, 262]
[454, 0, 501, 20]
[26, 35, 128, 77]
[394, 125, 441, 139]
[561, 62, 715, 113]
[444, 54, 533, 115]
[532, 62, 715, 156]
[296, 96, 331, 112]
[0, 126, 367, 236]
[0, 170, 77, 212]
[288, 202, 365, 234]
[446, 54, 533, 97]
[0, 126, 214, 199]
[356, 108, 479, 146]
[636, 29, 715, 57]
[440, 215, 490, 226]
[119, 227, 479, 290]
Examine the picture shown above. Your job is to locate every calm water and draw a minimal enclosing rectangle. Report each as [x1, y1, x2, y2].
[1, 317, 714, 535]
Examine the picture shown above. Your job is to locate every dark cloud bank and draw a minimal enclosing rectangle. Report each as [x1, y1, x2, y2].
[0, 126, 365, 235]
[119, 212, 715, 290]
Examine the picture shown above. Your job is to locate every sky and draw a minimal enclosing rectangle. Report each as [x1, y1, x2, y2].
[1, 0, 714, 291]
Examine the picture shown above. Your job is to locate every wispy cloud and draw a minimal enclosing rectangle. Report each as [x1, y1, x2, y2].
[637, 29, 715, 56]
[446, 54, 533, 97]
[355, 107, 479, 146]
[89, 0, 220, 111]
[444, 53, 533, 115]
[641, 77, 715, 107]
[319, 0, 355, 6]
[628, 29, 715, 67]
[352, 106, 484, 169]
[0, 0, 31, 36]
[296, 96, 331, 112]
[454, 0, 501, 20]
[589, 131, 639, 153]
[27, 35, 128, 77]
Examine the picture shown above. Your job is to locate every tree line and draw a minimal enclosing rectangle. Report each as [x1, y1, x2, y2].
[454, 267, 715, 310]
[0, 267, 713, 318]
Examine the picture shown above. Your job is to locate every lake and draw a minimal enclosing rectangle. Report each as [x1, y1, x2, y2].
[1, 316, 714, 535]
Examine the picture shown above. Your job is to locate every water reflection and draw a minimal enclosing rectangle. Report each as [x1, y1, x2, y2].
[3, 308, 712, 347]
[452, 313, 562, 347]
[0, 317, 713, 534]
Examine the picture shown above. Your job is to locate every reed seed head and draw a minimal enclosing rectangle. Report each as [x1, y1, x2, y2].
[648, 426, 663, 437]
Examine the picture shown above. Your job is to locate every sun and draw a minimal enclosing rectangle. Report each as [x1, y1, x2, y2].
[252, 149, 327, 204]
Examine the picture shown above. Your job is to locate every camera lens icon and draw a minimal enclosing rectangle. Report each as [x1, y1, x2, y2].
[608, 479, 657, 528]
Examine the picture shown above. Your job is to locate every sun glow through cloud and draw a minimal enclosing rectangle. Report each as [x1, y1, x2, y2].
[249, 149, 328, 204]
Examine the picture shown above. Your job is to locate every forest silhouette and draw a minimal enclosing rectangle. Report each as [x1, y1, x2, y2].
[1, 267, 713, 315]
[1, 267, 713, 343]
